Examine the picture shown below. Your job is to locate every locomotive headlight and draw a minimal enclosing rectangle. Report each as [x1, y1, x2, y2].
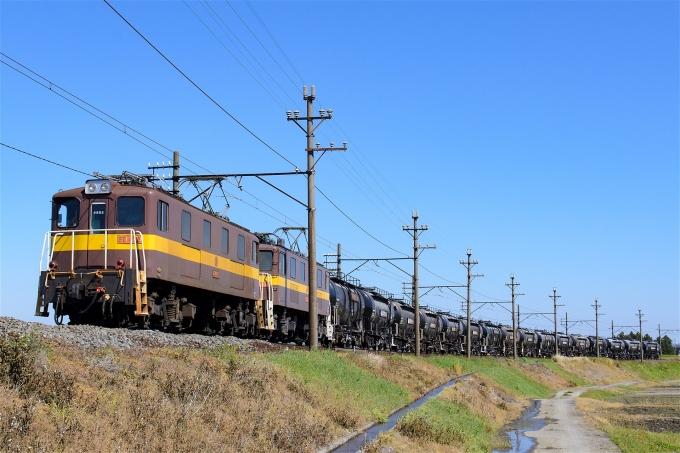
[84, 179, 112, 195]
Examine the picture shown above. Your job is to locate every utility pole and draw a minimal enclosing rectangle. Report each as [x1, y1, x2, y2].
[612, 320, 614, 339]
[637, 309, 644, 362]
[565, 312, 569, 336]
[592, 299, 603, 358]
[460, 250, 483, 359]
[505, 274, 524, 359]
[403, 212, 435, 356]
[287, 85, 346, 350]
[550, 288, 563, 357]
[517, 305, 520, 329]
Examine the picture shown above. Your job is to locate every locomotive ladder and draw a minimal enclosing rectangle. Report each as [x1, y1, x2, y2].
[256, 273, 275, 330]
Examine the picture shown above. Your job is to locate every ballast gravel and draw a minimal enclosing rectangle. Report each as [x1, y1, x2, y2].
[0, 316, 257, 351]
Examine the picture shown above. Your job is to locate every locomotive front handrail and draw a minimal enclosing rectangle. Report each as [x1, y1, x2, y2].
[40, 229, 146, 275]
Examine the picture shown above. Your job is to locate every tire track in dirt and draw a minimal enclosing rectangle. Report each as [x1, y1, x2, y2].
[524, 382, 638, 452]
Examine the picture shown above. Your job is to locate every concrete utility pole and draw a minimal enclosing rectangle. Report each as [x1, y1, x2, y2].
[565, 312, 568, 336]
[550, 288, 563, 357]
[612, 320, 614, 339]
[517, 305, 520, 330]
[505, 274, 524, 359]
[658, 324, 661, 359]
[403, 212, 435, 356]
[592, 299, 603, 358]
[460, 250, 483, 359]
[172, 151, 180, 195]
[637, 309, 645, 362]
[287, 86, 346, 349]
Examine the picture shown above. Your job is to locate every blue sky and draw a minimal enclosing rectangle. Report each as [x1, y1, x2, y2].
[2, 1, 678, 342]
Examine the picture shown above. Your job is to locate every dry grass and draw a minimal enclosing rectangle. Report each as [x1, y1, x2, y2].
[343, 352, 453, 397]
[0, 338, 340, 453]
[551, 356, 636, 384]
[513, 361, 576, 390]
[440, 375, 527, 428]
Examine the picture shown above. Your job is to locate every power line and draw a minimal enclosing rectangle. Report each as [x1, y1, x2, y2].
[1, 143, 94, 176]
[103, 0, 300, 170]
[203, 0, 300, 109]
[223, 0, 302, 90]
[316, 186, 407, 256]
[183, 0, 290, 111]
[243, 0, 306, 86]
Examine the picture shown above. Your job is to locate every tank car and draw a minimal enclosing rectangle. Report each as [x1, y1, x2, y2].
[642, 341, 660, 360]
[536, 332, 555, 357]
[479, 322, 504, 356]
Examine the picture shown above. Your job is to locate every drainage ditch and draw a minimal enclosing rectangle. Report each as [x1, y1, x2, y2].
[328, 374, 472, 453]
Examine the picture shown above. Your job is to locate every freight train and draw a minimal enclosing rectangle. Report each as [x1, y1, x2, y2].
[35, 174, 660, 359]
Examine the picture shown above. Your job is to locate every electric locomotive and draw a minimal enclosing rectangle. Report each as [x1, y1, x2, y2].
[35, 174, 330, 342]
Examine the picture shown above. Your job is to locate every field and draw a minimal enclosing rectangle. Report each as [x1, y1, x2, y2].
[578, 382, 680, 453]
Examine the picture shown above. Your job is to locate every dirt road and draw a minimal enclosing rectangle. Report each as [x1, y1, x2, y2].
[523, 383, 637, 453]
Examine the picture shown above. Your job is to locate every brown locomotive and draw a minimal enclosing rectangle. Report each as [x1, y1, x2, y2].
[35, 174, 331, 342]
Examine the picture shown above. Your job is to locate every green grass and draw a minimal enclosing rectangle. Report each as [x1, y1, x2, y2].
[427, 356, 554, 398]
[603, 425, 680, 453]
[539, 359, 593, 387]
[263, 350, 411, 419]
[579, 388, 622, 401]
[616, 360, 680, 381]
[396, 397, 499, 452]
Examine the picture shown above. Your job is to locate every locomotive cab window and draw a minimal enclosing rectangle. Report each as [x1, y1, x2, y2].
[237, 234, 245, 261]
[290, 257, 297, 279]
[317, 269, 323, 288]
[56, 198, 79, 228]
[252, 242, 258, 264]
[117, 197, 144, 226]
[259, 250, 273, 271]
[157, 201, 168, 232]
[279, 253, 285, 275]
[181, 211, 191, 242]
[91, 202, 106, 234]
[203, 220, 211, 247]
[301, 262, 306, 282]
[221, 228, 229, 254]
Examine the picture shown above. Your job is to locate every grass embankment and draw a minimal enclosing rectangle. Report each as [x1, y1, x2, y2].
[3, 330, 678, 453]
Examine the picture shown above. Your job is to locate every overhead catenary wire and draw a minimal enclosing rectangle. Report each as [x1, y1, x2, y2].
[1, 143, 95, 177]
[103, 0, 300, 170]
[182, 0, 290, 111]
[104, 0, 411, 258]
[242, 0, 305, 87]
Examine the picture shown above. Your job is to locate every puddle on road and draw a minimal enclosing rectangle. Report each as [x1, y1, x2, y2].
[492, 400, 546, 453]
[330, 375, 468, 453]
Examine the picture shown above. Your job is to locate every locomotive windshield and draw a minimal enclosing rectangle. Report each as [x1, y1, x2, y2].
[259, 250, 273, 271]
[55, 198, 79, 228]
[117, 197, 145, 226]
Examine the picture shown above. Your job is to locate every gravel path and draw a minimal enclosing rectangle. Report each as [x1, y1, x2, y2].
[524, 383, 637, 453]
[0, 316, 258, 350]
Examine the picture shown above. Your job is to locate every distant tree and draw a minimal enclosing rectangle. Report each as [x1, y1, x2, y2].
[661, 335, 674, 355]
[643, 333, 653, 341]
